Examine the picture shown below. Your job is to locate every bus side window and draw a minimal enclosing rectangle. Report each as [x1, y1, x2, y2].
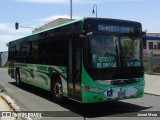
[21, 42, 30, 63]
[31, 41, 39, 64]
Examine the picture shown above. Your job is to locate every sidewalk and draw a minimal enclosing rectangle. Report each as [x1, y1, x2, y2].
[0, 96, 9, 111]
[144, 74, 160, 96]
[0, 93, 15, 120]
[0, 87, 10, 111]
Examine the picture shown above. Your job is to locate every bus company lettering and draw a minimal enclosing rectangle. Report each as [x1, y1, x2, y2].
[98, 57, 114, 63]
[98, 24, 134, 33]
[97, 62, 116, 68]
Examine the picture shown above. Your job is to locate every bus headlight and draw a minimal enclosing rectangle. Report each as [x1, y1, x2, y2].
[137, 84, 145, 89]
[84, 86, 104, 93]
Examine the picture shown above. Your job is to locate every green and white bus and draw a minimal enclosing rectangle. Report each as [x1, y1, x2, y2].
[8, 18, 145, 103]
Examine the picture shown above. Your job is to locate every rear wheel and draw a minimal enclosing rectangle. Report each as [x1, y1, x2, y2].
[51, 78, 63, 102]
[16, 70, 21, 87]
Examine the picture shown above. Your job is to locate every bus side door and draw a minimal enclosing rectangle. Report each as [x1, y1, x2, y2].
[68, 38, 82, 102]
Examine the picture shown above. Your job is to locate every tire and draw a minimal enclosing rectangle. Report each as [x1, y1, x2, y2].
[15, 70, 21, 87]
[51, 78, 63, 102]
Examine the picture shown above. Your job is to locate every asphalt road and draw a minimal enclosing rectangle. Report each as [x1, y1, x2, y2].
[0, 68, 160, 120]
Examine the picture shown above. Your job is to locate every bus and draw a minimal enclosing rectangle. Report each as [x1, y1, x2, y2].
[8, 18, 145, 103]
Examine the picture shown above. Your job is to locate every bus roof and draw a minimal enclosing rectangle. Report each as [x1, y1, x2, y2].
[9, 18, 84, 43]
[9, 17, 141, 43]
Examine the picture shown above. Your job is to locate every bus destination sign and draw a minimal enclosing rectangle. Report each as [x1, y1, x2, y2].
[98, 24, 134, 33]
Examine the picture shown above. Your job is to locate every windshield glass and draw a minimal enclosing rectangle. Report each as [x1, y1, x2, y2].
[120, 37, 142, 67]
[83, 35, 143, 80]
[85, 35, 117, 68]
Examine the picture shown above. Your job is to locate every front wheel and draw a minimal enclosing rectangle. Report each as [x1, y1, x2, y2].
[16, 70, 21, 87]
[51, 78, 63, 102]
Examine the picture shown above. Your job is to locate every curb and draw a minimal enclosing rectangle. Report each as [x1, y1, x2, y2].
[0, 88, 32, 120]
[1, 94, 20, 111]
[144, 92, 160, 97]
[0, 85, 20, 111]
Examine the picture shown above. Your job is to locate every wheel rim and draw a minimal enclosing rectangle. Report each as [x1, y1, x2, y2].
[54, 82, 62, 98]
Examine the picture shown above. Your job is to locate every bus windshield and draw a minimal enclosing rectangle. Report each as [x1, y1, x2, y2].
[120, 36, 142, 67]
[84, 34, 143, 80]
[85, 35, 117, 68]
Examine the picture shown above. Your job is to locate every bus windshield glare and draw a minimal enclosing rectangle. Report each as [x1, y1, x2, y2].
[120, 36, 142, 67]
[84, 35, 142, 69]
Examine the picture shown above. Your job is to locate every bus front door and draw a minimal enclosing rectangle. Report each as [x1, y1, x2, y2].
[68, 39, 82, 102]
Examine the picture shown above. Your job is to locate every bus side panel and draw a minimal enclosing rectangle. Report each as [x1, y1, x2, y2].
[15, 63, 68, 97]
[81, 65, 106, 103]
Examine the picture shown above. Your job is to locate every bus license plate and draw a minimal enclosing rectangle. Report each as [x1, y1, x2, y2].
[118, 90, 126, 98]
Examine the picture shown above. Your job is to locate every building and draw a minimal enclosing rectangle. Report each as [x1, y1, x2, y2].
[144, 33, 160, 50]
[32, 18, 74, 34]
[0, 51, 8, 68]
[143, 33, 160, 62]
[143, 33, 160, 74]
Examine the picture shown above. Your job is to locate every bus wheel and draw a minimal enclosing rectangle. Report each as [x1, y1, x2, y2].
[16, 70, 21, 87]
[51, 78, 63, 102]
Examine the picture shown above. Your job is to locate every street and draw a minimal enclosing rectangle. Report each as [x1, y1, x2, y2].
[0, 68, 160, 120]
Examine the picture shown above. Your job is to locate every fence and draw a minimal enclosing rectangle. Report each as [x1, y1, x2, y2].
[145, 50, 160, 75]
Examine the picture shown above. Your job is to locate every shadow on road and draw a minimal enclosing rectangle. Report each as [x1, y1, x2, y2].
[9, 82, 152, 118]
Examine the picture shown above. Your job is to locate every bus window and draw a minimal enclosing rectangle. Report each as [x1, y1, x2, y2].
[31, 41, 39, 64]
[21, 42, 30, 63]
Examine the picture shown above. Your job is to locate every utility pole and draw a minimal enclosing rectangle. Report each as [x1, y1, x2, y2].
[70, 0, 72, 20]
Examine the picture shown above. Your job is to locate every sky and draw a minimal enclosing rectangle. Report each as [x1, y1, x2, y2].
[0, 0, 160, 51]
